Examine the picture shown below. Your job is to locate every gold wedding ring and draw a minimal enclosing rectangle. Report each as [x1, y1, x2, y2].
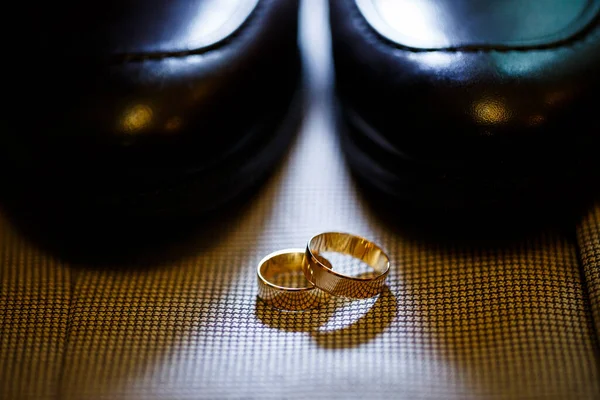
[257, 249, 331, 311]
[304, 232, 390, 299]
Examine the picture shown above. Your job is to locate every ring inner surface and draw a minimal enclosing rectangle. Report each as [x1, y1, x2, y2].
[310, 233, 388, 275]
[260, 252, 313, 289]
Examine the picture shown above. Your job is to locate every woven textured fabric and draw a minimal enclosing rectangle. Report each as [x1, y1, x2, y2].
[0, 225, 72, 400]
[578, 203, 600, 338]
[2, 2, 600, 399]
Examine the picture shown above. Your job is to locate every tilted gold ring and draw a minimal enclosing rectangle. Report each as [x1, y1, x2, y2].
[304, 232, 390, 299]
[257, 249, 331, 311]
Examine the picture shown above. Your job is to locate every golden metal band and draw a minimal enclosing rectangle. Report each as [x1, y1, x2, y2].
[304, 232, 390, 299]
[257, 249, 330, 311]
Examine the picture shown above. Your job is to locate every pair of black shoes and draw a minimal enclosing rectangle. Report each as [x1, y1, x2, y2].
[3, 0, 599, 218]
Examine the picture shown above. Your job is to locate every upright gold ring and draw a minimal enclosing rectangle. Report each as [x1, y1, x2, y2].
[304, 232, 390, 299]
[257, 249, 331, 311]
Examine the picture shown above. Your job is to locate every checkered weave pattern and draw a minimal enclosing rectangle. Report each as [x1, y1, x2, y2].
[2, 2, 600, 399]
[578, 203, 600, 339]
[2, 195, 599, 400]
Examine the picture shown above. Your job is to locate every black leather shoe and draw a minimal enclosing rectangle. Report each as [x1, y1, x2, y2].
[2, 0, 301, 217]
[330, 0, 600, 211]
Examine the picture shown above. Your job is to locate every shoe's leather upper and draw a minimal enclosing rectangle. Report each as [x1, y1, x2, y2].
[4, 0, 300, 177]
[331, 0, 600, 163]
[33, 0, 260, 56]
[355, 0, 600, 49]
